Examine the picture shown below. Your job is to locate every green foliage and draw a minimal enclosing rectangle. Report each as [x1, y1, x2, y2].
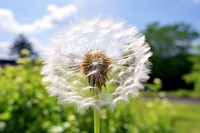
[0, 59, 175, 133]
[175, 89, 189, 97]
[144, 22, 199, 58]
[147, 78, 162, 92]
[183, 55, 200, 95]
[144, 22, 199, 90]
[104, 98, 175, 133]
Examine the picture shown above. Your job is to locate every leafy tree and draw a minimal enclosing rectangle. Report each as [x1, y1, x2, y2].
[183, 55, 200, 95]
[144, 22, 199, 58]
[144, 22, 199, 90]
[10, 34, 38, 58]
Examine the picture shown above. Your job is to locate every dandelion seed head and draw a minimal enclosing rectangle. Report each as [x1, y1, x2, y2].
[41, 18, 152, 112]
[82, 50, 111, 91]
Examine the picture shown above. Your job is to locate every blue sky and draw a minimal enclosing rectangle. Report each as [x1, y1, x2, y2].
[0, 0, 200, 59]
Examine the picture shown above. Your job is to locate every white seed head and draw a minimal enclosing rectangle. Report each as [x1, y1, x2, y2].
[41, 18, 152, 112]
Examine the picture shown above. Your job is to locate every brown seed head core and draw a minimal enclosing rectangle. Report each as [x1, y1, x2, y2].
[82, 50, 111, 91]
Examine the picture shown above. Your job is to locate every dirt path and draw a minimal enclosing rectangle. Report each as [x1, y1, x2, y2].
[145, 96, 200, 104]
[165, 96, 200, 104]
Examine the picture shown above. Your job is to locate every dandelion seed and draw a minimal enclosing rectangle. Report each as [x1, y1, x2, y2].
[41, 18, 152, 112]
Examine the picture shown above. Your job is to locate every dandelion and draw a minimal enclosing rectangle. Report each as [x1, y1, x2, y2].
[41, 18, 152, 133]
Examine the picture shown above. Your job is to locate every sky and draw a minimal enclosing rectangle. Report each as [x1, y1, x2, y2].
[0, 0, 200, 59]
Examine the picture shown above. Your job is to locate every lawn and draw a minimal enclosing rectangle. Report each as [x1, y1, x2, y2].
[142, 90, 200, 133]
[171, 101, 200, 133]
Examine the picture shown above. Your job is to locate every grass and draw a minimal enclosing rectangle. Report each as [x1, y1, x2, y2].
[142, 90, 200, 133]
[171, 101, 200, 133]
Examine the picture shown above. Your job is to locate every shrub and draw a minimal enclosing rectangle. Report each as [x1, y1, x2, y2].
[183, 55, 200, 95]
[0, 58, 175, 133]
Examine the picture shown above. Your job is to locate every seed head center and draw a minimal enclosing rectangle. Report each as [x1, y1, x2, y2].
[82, 51, 111, 91]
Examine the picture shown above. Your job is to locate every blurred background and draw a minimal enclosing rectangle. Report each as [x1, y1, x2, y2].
[0, 0, 200, 133]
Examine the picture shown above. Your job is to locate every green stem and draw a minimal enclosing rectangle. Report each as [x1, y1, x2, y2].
[94, 89, 100, 133]
[94, 107, 100, 133]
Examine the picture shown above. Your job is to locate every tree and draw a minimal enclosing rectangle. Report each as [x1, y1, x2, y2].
[10, 34, 38, 58]
[183, 55, 200, 95]
[144, 22, 199, 58]
[143, 22, 199, 90]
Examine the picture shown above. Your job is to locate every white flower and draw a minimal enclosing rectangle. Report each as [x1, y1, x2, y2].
[41, 18, 152, 112]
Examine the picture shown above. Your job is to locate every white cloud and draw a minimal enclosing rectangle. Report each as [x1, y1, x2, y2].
[0, 41, 12, 59]
[29, 38, 52, 57]
[0, 4, 77, 34]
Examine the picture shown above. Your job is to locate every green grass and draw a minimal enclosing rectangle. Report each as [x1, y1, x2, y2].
[171, 102, 200, 133]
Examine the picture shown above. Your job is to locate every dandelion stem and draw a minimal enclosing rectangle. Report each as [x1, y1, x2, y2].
[94, 106, 100, 133]
[94, 89, 100, 133]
